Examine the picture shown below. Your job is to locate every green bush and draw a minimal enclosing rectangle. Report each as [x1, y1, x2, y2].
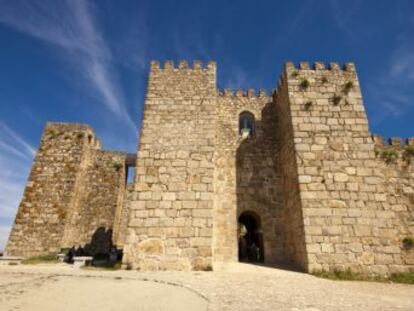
[388, 273, 414, 284]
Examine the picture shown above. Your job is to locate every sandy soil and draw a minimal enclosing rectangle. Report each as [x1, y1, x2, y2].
[0, 267, 207, 311]
[0, 263, 413, 311]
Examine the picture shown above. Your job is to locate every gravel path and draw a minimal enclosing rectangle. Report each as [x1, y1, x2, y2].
[0, 263, 412, 311]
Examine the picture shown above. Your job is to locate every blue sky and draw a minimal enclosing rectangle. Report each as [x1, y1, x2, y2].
[0, 0, 413, 250]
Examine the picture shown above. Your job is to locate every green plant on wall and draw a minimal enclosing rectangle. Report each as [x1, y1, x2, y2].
[48, 130, 61, 139]
[404, 145, 414, 157]
[380, 149, 399, 163]
[332, 94, 342, 106]
[291, 71, 299, 78]
[300, 78, 310, 90]
[304, 101, 313, 111]
[113, 162, 123, 171]
[321, 76, 328, 84]
[402, 237, 414, 250]
[343, 81, 354, 95]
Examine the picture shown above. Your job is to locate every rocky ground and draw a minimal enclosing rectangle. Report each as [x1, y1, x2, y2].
[0, 263, 412, 311]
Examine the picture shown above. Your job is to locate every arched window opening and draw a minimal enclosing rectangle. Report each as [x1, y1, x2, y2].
[238, 212, 264, 263]
[239, 111, 255, 138]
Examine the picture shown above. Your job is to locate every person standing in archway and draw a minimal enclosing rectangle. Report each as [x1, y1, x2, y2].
[238, 223, 248, 261]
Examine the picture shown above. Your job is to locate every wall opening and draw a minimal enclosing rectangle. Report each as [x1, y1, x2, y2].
[239, 111, 255, 137]
[127, 166, 134, 184]
[125, 153, 136, 185]
[238, 212, 264, 263]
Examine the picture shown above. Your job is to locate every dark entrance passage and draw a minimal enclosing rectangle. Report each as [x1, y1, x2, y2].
[238, 212, 264, 263]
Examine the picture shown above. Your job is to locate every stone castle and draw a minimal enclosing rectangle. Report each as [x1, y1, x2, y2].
[5, 60, 414, 274]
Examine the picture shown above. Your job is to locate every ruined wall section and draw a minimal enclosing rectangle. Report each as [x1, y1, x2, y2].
[61, 150, 126, 254]
[214, 90, 284, 264]
[5, 123, 94, 257]
[123, 61, 216, 270]
[6, 122, 128, 257]
[284, 62, 413, 274]
[114, 184, 134, 248]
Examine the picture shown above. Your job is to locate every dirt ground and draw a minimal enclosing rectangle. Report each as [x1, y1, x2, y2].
[0, 263, 412, 311]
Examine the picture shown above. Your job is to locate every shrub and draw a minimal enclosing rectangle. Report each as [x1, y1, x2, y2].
[291, 71, 299, 78]
[321, 76, 328, 83]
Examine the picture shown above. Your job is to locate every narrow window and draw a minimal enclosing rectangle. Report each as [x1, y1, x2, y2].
[239, 111, 255, 137]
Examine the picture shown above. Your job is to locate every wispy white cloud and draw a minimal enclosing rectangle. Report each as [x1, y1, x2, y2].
[221, 65, 251, 90]
[0, 0, 137, 131]
[0, 122, 34, 251]
[0, 122, 35, 157]
[328, 1, 414, 126]
[328, 0, 375, 42]
[390, 49, 414, 80]
[369, 41, 414, 124]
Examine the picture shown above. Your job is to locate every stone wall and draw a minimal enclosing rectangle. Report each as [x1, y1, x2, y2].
[61, 150, 126, 255]
[113, 184, 134, 247]
[372, 136, 414, 270]
[6, 123, 127, 257]
[274, 78, 308, 270]
[280, 62, 414, 274]
[5, 60, 413, 275]
[122, 61, 216, 270]
[214, 90, 284, 264]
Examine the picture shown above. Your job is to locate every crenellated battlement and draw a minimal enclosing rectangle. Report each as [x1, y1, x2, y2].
[43, 122, 101, 149]
[373, 134, 414, 164]
[218, 88, 269, 98]
[373, 134, 414, 147]
[285, 61, 356, 72]
[45, 122, 94, 132]
[150, 60, 216, 71]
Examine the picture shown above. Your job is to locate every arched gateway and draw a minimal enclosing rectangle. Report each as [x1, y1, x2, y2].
[238, 212, 264, 263]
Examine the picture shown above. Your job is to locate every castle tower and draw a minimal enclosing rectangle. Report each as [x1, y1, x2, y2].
[6, 123, 127, 257]
[122, 61, 217, 270]
[275, 62, 414, 274]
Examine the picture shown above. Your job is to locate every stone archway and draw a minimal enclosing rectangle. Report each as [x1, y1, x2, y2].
[238, 211, 264, 263]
